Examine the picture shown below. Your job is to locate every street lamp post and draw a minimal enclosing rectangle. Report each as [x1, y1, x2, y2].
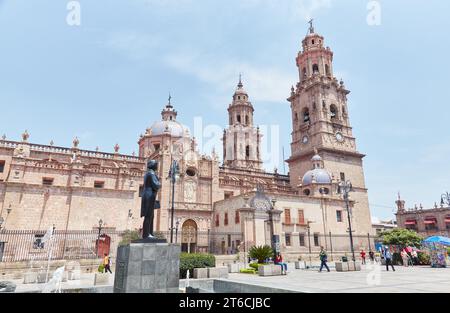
[168, 160, 180, 244]
[97, 219, 103, 257]
[338, 180, 356, 262]
[307, 220, 313, 268]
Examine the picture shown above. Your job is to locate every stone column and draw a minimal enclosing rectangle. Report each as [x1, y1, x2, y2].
[114, 242, 181, 293]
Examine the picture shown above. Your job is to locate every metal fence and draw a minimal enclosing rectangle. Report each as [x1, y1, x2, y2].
[0, 229, 245, 262]
[0, 230, 125, 263]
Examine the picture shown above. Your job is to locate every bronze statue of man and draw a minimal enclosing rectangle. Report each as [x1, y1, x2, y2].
[141, 160, 161, 239]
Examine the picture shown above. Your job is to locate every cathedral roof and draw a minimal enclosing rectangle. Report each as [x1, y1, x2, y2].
[301, 152, 332, 185]
[302, 169, 332, 185]
[148, 120, 189, 138]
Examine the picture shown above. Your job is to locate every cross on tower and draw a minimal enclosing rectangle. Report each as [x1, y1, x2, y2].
[308, 18, 314, 34]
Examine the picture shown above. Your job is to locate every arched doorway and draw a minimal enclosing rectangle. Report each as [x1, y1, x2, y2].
[181, 220, 198, 253]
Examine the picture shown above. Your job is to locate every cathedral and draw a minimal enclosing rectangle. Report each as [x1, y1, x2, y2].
[0, 24, 373, 259]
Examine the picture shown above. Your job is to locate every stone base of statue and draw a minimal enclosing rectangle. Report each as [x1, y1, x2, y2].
[113, 241, 181, 293]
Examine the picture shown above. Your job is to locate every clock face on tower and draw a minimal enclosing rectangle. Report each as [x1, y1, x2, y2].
[335, 132, 344, 143]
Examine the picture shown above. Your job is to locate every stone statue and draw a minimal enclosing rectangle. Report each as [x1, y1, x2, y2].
[141, 160, 161, 239]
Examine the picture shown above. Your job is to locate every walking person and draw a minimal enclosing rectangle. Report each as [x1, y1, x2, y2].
[369, 250, 375, 264]
[383, 247, 395, 272]
[274, 253, 288, 275]
[104, 253, 113, 274]
[360, 249, 366, 265]
[319, 246, 330, 272]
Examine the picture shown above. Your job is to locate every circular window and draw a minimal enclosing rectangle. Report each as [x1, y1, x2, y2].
[303, 189, 311, 196]
[186, 168, 197, 177]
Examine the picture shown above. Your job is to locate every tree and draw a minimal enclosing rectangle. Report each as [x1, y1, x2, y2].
[249, 245, 274, 264]
[381, 229, 423, 248]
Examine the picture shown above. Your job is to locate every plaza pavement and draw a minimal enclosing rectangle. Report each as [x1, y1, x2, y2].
[9, 263, 450, 293]
[225, 263, 450, 293]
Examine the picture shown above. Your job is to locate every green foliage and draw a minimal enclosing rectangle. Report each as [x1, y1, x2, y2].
[249, 263, 266, 270]
[249, 245, 274, 264]
[119, 230, 141, 246]
[418, 252, 431, 265]
[179, 253, 216, 279]
[240, 268, 257, 274]
[381, 229, 423, 248]
[98, 264, 105, 273]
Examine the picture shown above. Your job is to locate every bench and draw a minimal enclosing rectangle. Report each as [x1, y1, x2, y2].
[258, 264, 283, 277]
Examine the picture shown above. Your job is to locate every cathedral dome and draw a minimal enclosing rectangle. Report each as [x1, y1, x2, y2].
[149, 120, 189, 137]
[302, 169, 332, 185]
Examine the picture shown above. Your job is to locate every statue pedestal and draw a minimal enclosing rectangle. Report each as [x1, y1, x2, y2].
[113, 242, 181, 293]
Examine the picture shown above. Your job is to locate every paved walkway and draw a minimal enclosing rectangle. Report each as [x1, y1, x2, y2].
[9, 263, 450, 293]
[225, 263, 450, 293]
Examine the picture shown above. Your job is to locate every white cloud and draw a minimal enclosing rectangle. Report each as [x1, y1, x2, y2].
[164, 52, 297, 103]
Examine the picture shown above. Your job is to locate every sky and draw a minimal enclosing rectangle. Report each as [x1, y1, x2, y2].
[0, 0, 449, 221]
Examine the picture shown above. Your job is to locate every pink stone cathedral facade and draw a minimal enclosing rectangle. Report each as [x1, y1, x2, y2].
[0, 25, 374, 258]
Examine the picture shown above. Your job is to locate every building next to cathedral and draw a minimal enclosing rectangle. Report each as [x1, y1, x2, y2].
[0, 24, 375, 260]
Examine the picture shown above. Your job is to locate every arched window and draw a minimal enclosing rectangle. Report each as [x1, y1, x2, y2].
[312, 64, 319, 74]
[302, 68, 307, 79]
[246, 145, 250, 158]
[303, 189, 311, 196]
[330, 104, 338, 120]
[303, 108, 310, 123]
[325, 64, 330, 76]
[237, 115, 241, 123]
[245, 115, 249, 125]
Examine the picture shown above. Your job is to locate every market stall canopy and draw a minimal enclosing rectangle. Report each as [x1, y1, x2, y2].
[423, 236, 450, 246]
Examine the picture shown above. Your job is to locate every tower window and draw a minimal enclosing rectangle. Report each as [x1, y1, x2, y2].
[303, 108, 310, 123]
[330, 105, 338, 119]
[313, 233, 320, 246]
[312, 64, 319, 74]
[299, 234, 306, 247]
[0, 160, 5, 173]
[245, 115, 249, 125]
[303, 68, 307, 79]
[336, 210, 343, 223]
[246, 146, 250, 159]
[303, 189, 311, 196]
[42, 177, 54, 186]
[340, 172, 345, 182]
[237, 115, 241, 123]
[94, 181, 105, 189]
[238, 96, 241, 100]
[153, 144, 160, 151]
[312, 40, 315, 45]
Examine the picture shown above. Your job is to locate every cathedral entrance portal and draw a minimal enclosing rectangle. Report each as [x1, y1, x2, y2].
[181, 219, 197, 253]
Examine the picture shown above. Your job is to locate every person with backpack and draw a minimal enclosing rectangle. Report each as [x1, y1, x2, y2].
[383, 247, 396, 272]
[103, 253, 113, 274]
[319, 246, 330, 272]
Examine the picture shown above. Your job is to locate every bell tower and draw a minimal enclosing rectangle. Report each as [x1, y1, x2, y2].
[223, 76, 263, 171]
[287, 22, 373, 235]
